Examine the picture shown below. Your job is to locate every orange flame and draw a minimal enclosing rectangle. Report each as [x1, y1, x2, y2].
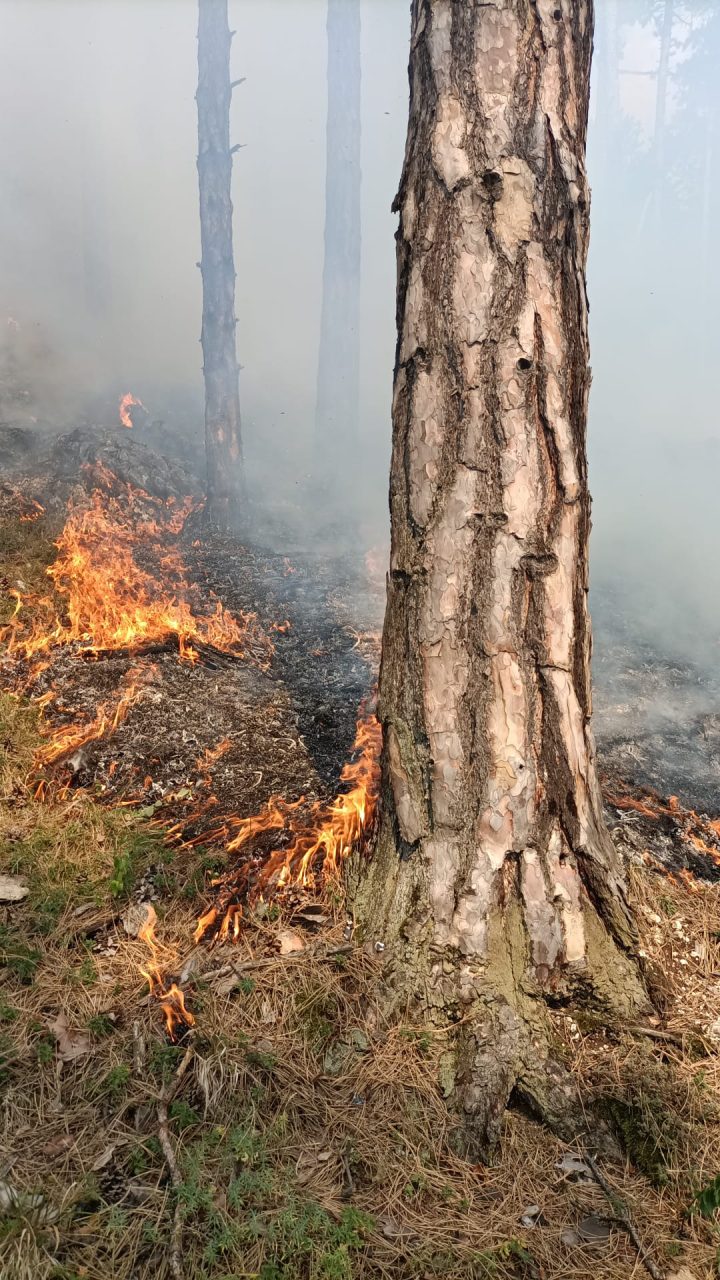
[119, 393, 145, 429]
[138, 903, 195, 1038]
[19, 498, 45, 524]
[195, 705, 381, 942]
[1, 471, 273, 667]
[605, 781, 720, 868]
[34, 665, 145, 769]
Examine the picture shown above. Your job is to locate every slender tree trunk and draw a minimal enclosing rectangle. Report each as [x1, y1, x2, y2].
[652, 0, 673, 237]
[197, 0, 244, 530]
[314, 0, 361, 509]
[350, 0, 648, 1157]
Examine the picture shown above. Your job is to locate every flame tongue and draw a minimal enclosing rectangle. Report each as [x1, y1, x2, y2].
[195, 704, 381, 943]
[138, 903, 194, 1038]
[606, 781, 720, 868]
[119, 393, 145, 429]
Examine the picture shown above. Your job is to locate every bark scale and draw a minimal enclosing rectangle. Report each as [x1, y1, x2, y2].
[350, 0, 648, 1156]
[314, 0, 362, 508]
[197, 0, 244, 531]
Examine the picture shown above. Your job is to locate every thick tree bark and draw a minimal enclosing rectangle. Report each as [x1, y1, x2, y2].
[350, 0, 648, 1156]
[197, 0, 244, 530]
[314, 0, 361, 507]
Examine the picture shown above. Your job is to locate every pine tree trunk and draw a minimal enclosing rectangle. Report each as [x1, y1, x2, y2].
[197, 0, 244, 531]
[314, 0, 361, 510]
[350, 0, 649, 1157]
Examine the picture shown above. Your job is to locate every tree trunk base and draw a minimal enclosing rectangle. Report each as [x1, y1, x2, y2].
[202, 492, 246, 537]
[347, 841, 651, 1160]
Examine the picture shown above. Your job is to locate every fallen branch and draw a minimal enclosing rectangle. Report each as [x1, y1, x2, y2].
[157, 1046, 194, 1280]
[583, 1151, 665, 1280]
[625, 1023, 712, 1055]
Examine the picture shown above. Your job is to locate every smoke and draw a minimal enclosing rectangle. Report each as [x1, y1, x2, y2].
[0, 0, 718, 659]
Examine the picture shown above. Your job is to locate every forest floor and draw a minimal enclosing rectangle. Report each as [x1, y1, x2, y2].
[2, 440, 720, 1280]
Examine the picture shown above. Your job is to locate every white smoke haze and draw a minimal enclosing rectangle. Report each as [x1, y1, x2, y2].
[0, 1, 718, 684]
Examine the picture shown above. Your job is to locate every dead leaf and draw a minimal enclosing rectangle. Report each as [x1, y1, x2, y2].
[668, 1270, 699, 1280]
[278, 929, 304, 955]
[295, 906, 329, 927]
[91, 1145, 116, 1171]
[520, 1204, 545, 1227]
[214, 972, 241, 997]
[50, 1011, 91, 1063]
[43, 1134, 75, 1158]
[0, 875, 29, 903]
[122, 902, 151, 937]
[0, 1179, 59, 1225]
[296, 1150, 319, 1185]
[260, 1000, 277, 1025]
[562, 1216, 612, 1248]
[555, 1152, 594, 1184]
[179, 948, 205, 984]
[577, 1215, 612, 1243]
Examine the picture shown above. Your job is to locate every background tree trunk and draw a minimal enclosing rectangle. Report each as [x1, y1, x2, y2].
[350, 0, 648, 1156]
[197, 0, 244, 530]
[313, 0, 361, 512]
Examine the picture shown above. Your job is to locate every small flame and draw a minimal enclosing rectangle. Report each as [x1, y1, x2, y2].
[34, 666, 145, 769]
[195, 705, 382, 943]
[19, 498, 45, 524]
[138, 903, 195, 1038]
[606, 781, 720, 868]
[119, 393, 145, 429]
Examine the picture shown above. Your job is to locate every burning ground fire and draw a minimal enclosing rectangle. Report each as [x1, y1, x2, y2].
[2, 465, 272, 669]
[138, 904, 196, 1039]
[606, 778, 720, 867]
[1, 467, 383, 1039]
[192, 705, 381, 945]
[130, 703, 381, 1038]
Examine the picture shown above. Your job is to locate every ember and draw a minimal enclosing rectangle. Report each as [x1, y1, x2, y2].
[606, 778, 720, 869]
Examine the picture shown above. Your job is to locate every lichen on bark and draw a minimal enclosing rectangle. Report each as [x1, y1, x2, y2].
[348, 0, 650, 1156]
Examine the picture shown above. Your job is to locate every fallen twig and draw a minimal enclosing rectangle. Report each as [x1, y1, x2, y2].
[583, 1151, 664, 1280]
[157, 1046, 194, 1280]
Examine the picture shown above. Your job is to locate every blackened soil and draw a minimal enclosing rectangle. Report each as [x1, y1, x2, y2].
[185, 536, 380, 792]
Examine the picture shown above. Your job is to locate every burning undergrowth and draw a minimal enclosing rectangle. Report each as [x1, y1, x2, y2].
[0, 436, 382, 1035]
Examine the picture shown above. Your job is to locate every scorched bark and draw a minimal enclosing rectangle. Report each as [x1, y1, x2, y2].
[197, 0, 244, 530]
[350, 0, 649, 1155]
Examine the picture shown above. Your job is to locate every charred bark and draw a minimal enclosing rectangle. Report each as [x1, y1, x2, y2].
[349, 0, 649, 1157]
[197, 0, 244, 531]
[314, 0, 361, 509]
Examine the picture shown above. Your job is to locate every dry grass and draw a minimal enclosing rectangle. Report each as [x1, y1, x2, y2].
[2, 517, 720, 1279]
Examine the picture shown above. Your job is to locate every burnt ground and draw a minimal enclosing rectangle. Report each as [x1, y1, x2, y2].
[5, 540, 380, 847]
[594, 594, 720, 814]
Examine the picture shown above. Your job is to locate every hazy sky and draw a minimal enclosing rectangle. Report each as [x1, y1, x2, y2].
[0, 0, 718, 658]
